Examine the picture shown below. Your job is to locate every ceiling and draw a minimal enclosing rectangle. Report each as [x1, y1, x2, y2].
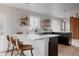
[1, 3, 79, 18]
[49, 3, 79, 18]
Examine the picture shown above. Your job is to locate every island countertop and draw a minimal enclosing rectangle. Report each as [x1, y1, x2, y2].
[13, 34, 60, 40]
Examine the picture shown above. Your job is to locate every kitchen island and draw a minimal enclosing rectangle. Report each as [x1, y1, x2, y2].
[14, 34, 59, 56]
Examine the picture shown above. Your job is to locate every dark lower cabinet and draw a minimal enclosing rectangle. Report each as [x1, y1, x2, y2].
[40, 32, 72, 45]
[53, 32, 72, 45]
[58, 36, 69, 45]
[48, 37, 58, 56]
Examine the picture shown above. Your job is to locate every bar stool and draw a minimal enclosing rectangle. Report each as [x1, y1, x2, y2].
[5, 35, 11, 56]
[6, 35, 16, 56]
[11, 37, 33, 56]
[6, 35, 23, 56]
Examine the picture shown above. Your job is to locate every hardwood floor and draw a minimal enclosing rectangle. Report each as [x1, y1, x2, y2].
[0, 39, 79, 56]
[58, 39, 79, 56]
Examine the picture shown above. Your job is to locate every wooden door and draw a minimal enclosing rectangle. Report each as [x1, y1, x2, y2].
[77, 18, 79, 39]
[70, 17, 79, 39]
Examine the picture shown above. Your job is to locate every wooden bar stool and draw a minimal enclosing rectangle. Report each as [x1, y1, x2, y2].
[5, 35, 11, 56]
[10, 37, 17, 56]
[16, 39, 33, 56]
[10, 37, 33, 56]
[6, 35, 17, 56]
[6, 35, 24, 56]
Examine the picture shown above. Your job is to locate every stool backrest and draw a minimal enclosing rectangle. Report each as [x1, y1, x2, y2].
[10, 37, 21, 51]
[10, 37, 16, 46]
[6, 35, 10, 41]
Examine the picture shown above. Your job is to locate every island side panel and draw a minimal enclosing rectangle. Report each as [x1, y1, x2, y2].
[48, 37, 58, 56]
[33, 39, 49, 56]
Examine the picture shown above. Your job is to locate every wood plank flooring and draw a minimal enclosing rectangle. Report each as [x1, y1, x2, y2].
[58, 39, 79, 56]
[0, 39, 79, 56]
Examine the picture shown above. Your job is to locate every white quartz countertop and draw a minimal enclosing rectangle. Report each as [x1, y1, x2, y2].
[13, 34, 60, 40]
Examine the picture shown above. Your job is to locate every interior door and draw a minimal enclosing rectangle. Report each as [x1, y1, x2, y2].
[70, 17, 79, 39]
[77, 18, 79, 39]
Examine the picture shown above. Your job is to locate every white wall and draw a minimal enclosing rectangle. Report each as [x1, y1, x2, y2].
[0, 5, 51, 34]
[65, 18, 70, 31]
[11, 8, 51, 34]
[51, 19, 61, 31]
[50, 17, 70, 32]
[0, 5, 70, 35]
[0, 5, 11, 34]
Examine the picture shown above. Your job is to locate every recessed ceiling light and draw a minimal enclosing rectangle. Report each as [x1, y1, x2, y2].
[25, 3, 35, 6]
[64, 10, 67, 12]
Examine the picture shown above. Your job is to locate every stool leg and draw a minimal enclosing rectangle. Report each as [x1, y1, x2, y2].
[11, 45, 14, 56]
[15, 51, 20, 56]
[22, 51, 26, 56]
[30, 50, 33, 56]
[20, 51, 23, 56]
